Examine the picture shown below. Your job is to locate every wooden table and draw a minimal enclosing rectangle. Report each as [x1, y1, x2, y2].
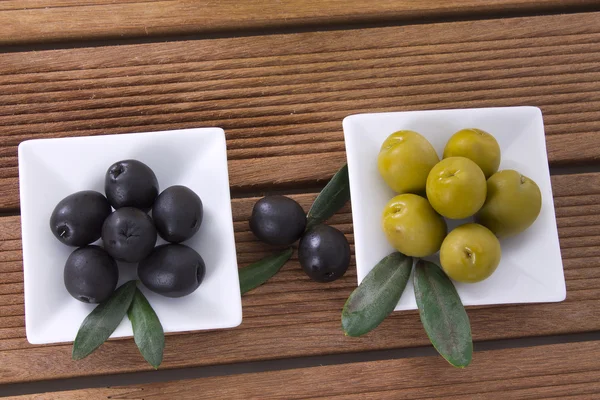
[2, 2, 600, 398]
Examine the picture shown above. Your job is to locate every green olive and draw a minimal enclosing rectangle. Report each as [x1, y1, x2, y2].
[377, 130, 439, 194]
[476, 170, 542, 237]
[443, 128, 501, 179]
[381, 194, 447, 257]
[440, 223, 501, 283]
[426, 157, 487, 219]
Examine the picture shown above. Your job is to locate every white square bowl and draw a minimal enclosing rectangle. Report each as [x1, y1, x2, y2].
[343, 107, 566, 311]
[19, 128, 242, 344]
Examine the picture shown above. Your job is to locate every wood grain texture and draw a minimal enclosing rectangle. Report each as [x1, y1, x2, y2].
[1, 12, 600, 209]
[1, 0, 598, 45]
[0, 171, 599, 384]
[8, 341, 600, 399]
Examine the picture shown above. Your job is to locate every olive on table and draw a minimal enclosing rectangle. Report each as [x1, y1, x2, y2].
[250, 195, 307, 246]
[102, 207, 157, 263]
[298, 224, 350, 283]
[138, 244, 206, 298]
[50, 190, 112, 247]
[64, 245, 118, 303]
[105, 159, 159, 211]
[153, 185, 203, 243]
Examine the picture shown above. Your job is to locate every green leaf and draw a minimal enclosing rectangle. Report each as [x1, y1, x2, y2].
[414, 260, 472, 368]
[72, 280, 137, 360]
[342, 252, 412, 337]
[306, 164, 350, 229]
[239, 248, 293, 294]
[128, 288, 165, 369]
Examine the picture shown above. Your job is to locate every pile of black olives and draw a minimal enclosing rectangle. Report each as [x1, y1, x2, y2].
[51, 159, 206, 303]
[249, 196, 350, 282]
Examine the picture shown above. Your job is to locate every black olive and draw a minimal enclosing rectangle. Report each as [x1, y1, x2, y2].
[105, 159, 159, 211]
[249, 195, 306, 246]
[102, 207, 157, 263]
[298, 224, 350, 283]
[50, 190, 112, 247]
[153, 186, 203, 243]
[138, 244, 205, 298]
[64, 246, 118, 303]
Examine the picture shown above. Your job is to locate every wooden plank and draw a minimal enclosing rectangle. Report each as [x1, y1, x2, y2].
[0, 171, 599, 383]
[1, 0, 598, 46]
[8, 341, 600, 399]
[1, 13, 600, 209]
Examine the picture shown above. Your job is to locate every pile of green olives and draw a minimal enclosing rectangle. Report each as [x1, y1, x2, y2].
[378, 128, 542, 284]
[250, 196, 350, 282]
[51, 160, 205, 303]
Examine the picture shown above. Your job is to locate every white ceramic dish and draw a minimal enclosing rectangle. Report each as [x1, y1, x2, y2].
[343, 106, 566, 311]
[19, 128, 242, 344]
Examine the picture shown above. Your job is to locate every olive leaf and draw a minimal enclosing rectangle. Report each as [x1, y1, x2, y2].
[306, 164, 350, 229]
[342, 252, 413, 337]
[414, 260, 472, 368]
[128, 288, 164, 369]
[239, 248, 294, 294]
[72, 280, 137, 360]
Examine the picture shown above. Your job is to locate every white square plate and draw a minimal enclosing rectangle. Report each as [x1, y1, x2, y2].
[19, 128, 242, 344]
[343, 107, 566, 311]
